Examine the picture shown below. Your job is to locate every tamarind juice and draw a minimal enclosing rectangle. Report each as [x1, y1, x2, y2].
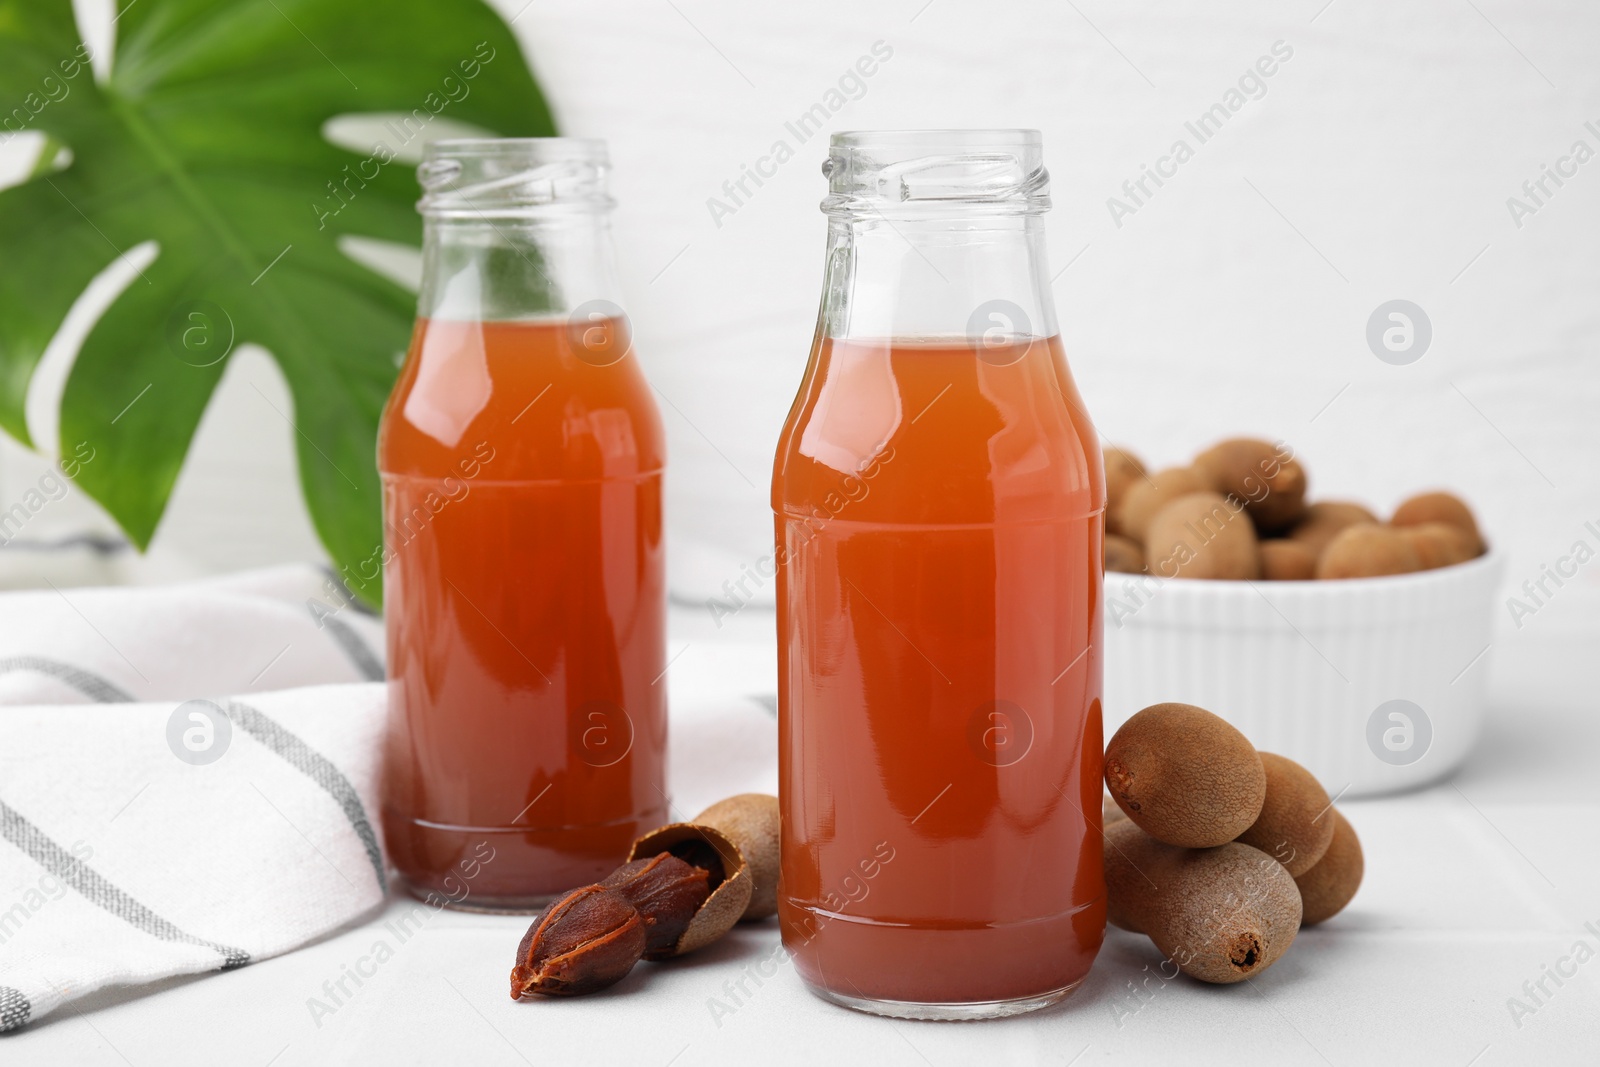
[380, 316, 668, 909]
[774, 335, 1106, 1014]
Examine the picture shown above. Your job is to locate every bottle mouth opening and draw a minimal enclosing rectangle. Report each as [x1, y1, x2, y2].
[418, 137, 613, 217]
[823, 129, 1050, 216]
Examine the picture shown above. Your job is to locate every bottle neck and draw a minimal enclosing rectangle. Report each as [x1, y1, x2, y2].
[417, 213, 624, 323]
[818, 212, 1058, 344]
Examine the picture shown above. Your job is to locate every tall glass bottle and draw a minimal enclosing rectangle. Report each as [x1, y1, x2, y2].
[773, 130, 1106, 1017]
[379, 139, 668, 910]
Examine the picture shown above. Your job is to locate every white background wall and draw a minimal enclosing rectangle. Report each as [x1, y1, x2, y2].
[3, 0, 1596, 644]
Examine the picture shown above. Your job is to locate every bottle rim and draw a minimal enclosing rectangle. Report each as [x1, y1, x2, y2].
[823, 129, 1050, 217]
[418, 137, 613, 218]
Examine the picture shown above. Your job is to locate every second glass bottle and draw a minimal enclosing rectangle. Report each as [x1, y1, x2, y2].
[773, 129, 1107, 1018]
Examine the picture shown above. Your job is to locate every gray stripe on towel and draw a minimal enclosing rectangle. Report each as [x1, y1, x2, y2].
[0, 800, 250, 971]
[0, 656, 135, 704]
[227, 702, 387, 892]
[0, 986, 30, 1033]
[314, 609, 384, 681]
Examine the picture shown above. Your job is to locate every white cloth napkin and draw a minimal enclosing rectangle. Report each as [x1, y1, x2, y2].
[0, 566, 389, 1032]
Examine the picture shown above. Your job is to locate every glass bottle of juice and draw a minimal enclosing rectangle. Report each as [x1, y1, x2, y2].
[379, 139, 668, 911]
[773, 130, 1106, 1017]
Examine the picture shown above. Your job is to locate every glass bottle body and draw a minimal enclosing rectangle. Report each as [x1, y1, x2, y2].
[378, 140, 667, 911]
[773, 131, 1106, 1016]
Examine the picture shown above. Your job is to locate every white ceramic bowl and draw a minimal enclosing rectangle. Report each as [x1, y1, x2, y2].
[1102, 548, 1505, 798]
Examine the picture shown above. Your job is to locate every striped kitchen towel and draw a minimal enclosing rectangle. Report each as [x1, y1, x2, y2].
[0, 566, 389, 1032]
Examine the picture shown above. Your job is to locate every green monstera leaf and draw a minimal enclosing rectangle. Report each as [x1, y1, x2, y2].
[0, 0, 555, 602]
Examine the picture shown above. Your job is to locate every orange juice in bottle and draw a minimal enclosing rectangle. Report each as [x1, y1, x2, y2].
[379, 140, 667, 910]
[773, 130, 1105, 1017]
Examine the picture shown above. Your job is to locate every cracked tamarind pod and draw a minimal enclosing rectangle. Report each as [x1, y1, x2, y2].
[510, 820, 756, 998]
[600, 853, 712, 960]
[693, 794, 780, 922]
[623, 823, 753, 955]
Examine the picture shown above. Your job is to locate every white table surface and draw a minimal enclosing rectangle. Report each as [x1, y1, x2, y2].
[4, 606, 1598, 1067]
